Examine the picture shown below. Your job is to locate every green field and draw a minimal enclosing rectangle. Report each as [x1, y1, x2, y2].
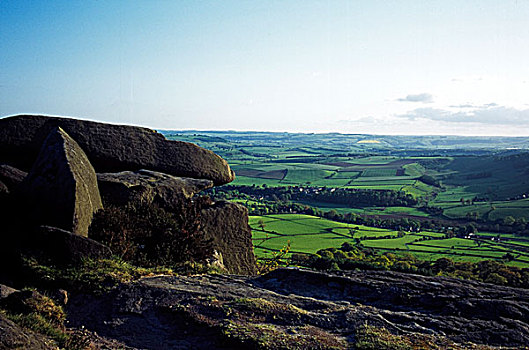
[164, 130, 529, 235]
[438, 197, 529, 221]
[250, 214, 397, 254]
[250, 214, 529, 267]
[164, 130, 529, 221]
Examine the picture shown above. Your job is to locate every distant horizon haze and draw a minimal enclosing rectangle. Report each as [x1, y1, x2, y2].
[2, 113, 527, 138]
[2, 1, 529, 136]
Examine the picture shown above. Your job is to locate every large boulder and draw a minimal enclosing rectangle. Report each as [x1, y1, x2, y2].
[0, 115, 235, 185]
[18, 127, 103, 236]
[200, 201, 257, 275]
[97, 169, 213, 210]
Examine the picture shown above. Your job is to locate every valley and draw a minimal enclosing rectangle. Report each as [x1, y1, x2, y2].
[164, 131, 529, 271]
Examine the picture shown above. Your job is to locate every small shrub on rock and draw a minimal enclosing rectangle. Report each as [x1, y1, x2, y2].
[0, 289, 69, 347]
[89, 196, 214, 267]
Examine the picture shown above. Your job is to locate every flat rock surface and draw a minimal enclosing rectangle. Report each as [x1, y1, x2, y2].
[0, 115, 234, 185]
[66, 268, 529, 349]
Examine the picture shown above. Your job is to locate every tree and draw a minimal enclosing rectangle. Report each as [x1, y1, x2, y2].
[503, 216, 516, 226]
[465, 223, 477, 234]
[485, 273, 508, 285]
[257, 219, 266, 231]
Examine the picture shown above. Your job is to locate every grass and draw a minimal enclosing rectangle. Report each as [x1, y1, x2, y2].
[0, 290, 71, 348]
[250, 214, 529, 267]
[281, 169, 334, 184]
[293, 201, 430, 217]
[489, 207, 529, 220]
[360, 169, 397, 177]
[232, 176, 284, 186]
[362, 235, 419, 249]
[415, 238, 478, 248]
[437, 197, 529, 221]
[21, 256, 178, 295]
[402, 163, 424, 177]
[2, 311, 69, 346]
[353, 324, 481, 350]
[354, 324, 412, 350]
[250, 214, 376, 255]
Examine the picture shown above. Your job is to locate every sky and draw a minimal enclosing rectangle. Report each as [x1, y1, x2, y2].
[1, 0, 529, 136]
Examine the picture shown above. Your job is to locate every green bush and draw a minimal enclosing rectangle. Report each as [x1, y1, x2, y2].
[301, 242, 529, 289]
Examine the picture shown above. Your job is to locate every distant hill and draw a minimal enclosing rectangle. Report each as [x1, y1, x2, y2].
[161, 130, 529, 151]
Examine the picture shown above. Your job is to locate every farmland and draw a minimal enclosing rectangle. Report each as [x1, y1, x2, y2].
[250, 214, 529, 268]
[163, 130, 529, 266]
[165, 131, 528, 201]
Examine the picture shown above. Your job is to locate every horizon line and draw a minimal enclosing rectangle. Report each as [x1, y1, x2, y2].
[2, 113, 528, 138]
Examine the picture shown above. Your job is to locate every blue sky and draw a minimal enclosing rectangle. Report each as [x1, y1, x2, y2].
[1, 0, 529, 135]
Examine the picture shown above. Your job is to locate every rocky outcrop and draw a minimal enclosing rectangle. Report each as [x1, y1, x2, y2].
[257, 268, 529, 346]
[0, 115, 254, 275]
[0, 115, 235, 185]
[97, 169, 213, 210]
[0, 313, 55, 350]
[0, 164, 26, 193]
[18, 127, 103, 237]
[201, 201, 257, 275]
[65, 268, 529, 349]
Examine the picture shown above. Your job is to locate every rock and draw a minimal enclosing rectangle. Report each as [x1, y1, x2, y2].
[18, 127, 103, 236]
[0, 164, 27, 192]
[0, 284, 17, 299]
[0, 290, 48, 316]
[97, 169, 213, 210]
[0, 180, 7, 195]
[200, 200, 257, 275]
[0, 313, 55, 350]
[65, 268, 529, 349]
[0, 115, 235, 185]
[32, 226, 112, 265]
[51, 289, 69, 306]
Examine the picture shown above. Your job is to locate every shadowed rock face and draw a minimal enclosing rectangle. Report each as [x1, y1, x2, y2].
[0, 115, 235, 185]
[0, 164, 27, 192]
[97, 169, 213, 210]
[18, 127, 103, 237]
[201, 201, 257, 275]
[0, 180, 7, 195]
[33, 226, 112, 265]
[65, 268, 529, 349]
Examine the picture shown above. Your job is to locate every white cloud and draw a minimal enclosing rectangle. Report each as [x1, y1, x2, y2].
[397, 93, 434, 103]
[396, 105, 529, 125]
